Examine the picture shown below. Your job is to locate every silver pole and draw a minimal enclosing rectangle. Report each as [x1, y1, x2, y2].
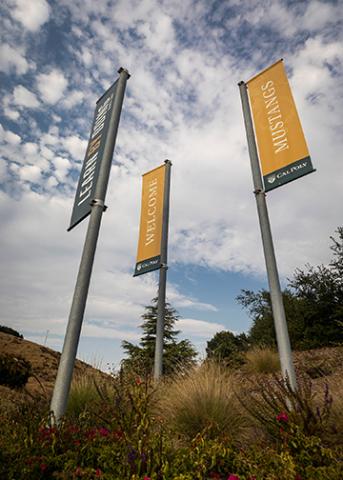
[238, 81, 297, 391]
[154, 160, 172, 380]
[50, 68, 130, 423]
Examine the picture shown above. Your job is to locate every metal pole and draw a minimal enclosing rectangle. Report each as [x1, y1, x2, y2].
[238, 81, 297, 391]
[50, 68, 130, 423]
[154, 160, 172, 380]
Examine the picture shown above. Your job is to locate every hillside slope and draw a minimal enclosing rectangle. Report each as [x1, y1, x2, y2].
[0, 331, 109, 400]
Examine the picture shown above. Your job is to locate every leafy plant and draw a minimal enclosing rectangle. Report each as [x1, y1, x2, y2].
[238, 373, 334, 441]
[0, 364, 342, 479]
[206, 330, 249, 367]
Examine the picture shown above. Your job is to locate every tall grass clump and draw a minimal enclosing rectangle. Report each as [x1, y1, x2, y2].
[325, 375, 343, 445]
[159, 361, 246, 442]
[66, 373, 104, 419]
[244, 346, 280, 374]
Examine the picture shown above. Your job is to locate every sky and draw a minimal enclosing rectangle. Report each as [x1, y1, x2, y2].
[1, 0, 342, 371]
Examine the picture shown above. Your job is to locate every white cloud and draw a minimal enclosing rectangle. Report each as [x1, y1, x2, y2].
[63, 135, 87, 161]
[11, 0, 51, 32]
[137, 12, 175, 55]
[3, 107, 20, 120]
[178, 318, 226, 337]
[54, 156, 71, 182]
[62, 90, 84, 109]
[1, 0, 343, 368]
[46, 176, 58, 188]
[23, 142, 39, 156]
[13, 85, 40, 108]
[303, 1, 343, 31]
[0, 159, 8, 178]
[36, 69, 68, 104]
[19, 165, 42, 182]
[0, 43, 29, 75]
[0, 124, 21, 145]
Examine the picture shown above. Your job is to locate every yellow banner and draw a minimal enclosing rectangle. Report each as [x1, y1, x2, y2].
[247, 59, 313, 191]
[134, 164, 165, 276]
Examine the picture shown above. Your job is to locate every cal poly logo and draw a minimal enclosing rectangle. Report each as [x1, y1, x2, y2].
[267, 174, 276, 184]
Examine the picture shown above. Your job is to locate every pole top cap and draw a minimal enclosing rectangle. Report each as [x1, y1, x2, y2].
[118, 67, 131, 79]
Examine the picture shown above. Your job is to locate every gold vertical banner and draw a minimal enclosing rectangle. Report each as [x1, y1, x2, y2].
[247, 59, 314, 191]
[134, 164, 166, 276]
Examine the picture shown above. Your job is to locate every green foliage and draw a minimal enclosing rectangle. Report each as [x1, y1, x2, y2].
[0, 367, 342, 479]
[1, 372, 168, 480]
[0, 353, 31, 389]
[122, 298, 197, 376]
[238, 373, 335, 442]
[0, 324, 23, 338]
[206, 330, 249, 366]
[237, 227, 343, 350]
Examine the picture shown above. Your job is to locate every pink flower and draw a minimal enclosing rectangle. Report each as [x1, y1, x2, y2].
[40, 463, 47, 472]
[143, 477, 151, 480]
[228, 475, 240, 480]
[276, 411, 289, 423]
[75, 466, 83, 476]
[68, 425, 80, 434]
[295, 475, 302, 480]
[95, 468, 102, 477]
[136, 376, 142, 385]
[98, 427, 110, 437]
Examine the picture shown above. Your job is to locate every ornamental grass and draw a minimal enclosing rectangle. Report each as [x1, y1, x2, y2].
[243, 346, 280, 374]
[158, 361, 248, 443]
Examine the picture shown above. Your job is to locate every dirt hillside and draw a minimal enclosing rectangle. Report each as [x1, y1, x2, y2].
[0, 331, 109, 401]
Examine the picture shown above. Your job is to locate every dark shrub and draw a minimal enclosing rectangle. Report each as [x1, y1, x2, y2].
[0, 353, 31, 389]
[0, 325, 23, 338]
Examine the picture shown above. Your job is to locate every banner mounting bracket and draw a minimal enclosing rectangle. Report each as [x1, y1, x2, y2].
[91, 198, 108, 211]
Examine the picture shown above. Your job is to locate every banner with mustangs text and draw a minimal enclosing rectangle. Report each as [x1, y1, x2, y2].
[247, 59, 314, 191]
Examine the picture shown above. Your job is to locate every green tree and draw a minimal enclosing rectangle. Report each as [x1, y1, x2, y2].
[237, 288, 306, 348]
[121, 299, 197, 376]
[288, 227, 343, 348]
[237, 227, 343, 349]
[206, 330, 249, 366]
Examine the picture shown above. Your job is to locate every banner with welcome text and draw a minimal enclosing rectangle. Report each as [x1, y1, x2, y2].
[247, 59, 314, 191]
[134, 164, 166, 276]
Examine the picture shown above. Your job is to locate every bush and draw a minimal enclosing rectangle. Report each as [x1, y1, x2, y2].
[238, 373, 335, 442]
[0, 353, 31, 389]
[0, 325, 23, 338]
[158, 361, 247, 442]
[244, 347, 280, 374]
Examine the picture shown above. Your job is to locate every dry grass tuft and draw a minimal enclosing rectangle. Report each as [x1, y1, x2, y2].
[158, 361, 247, 442]
[244, 347, 280, 374]
[67, 372, 104, 418]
